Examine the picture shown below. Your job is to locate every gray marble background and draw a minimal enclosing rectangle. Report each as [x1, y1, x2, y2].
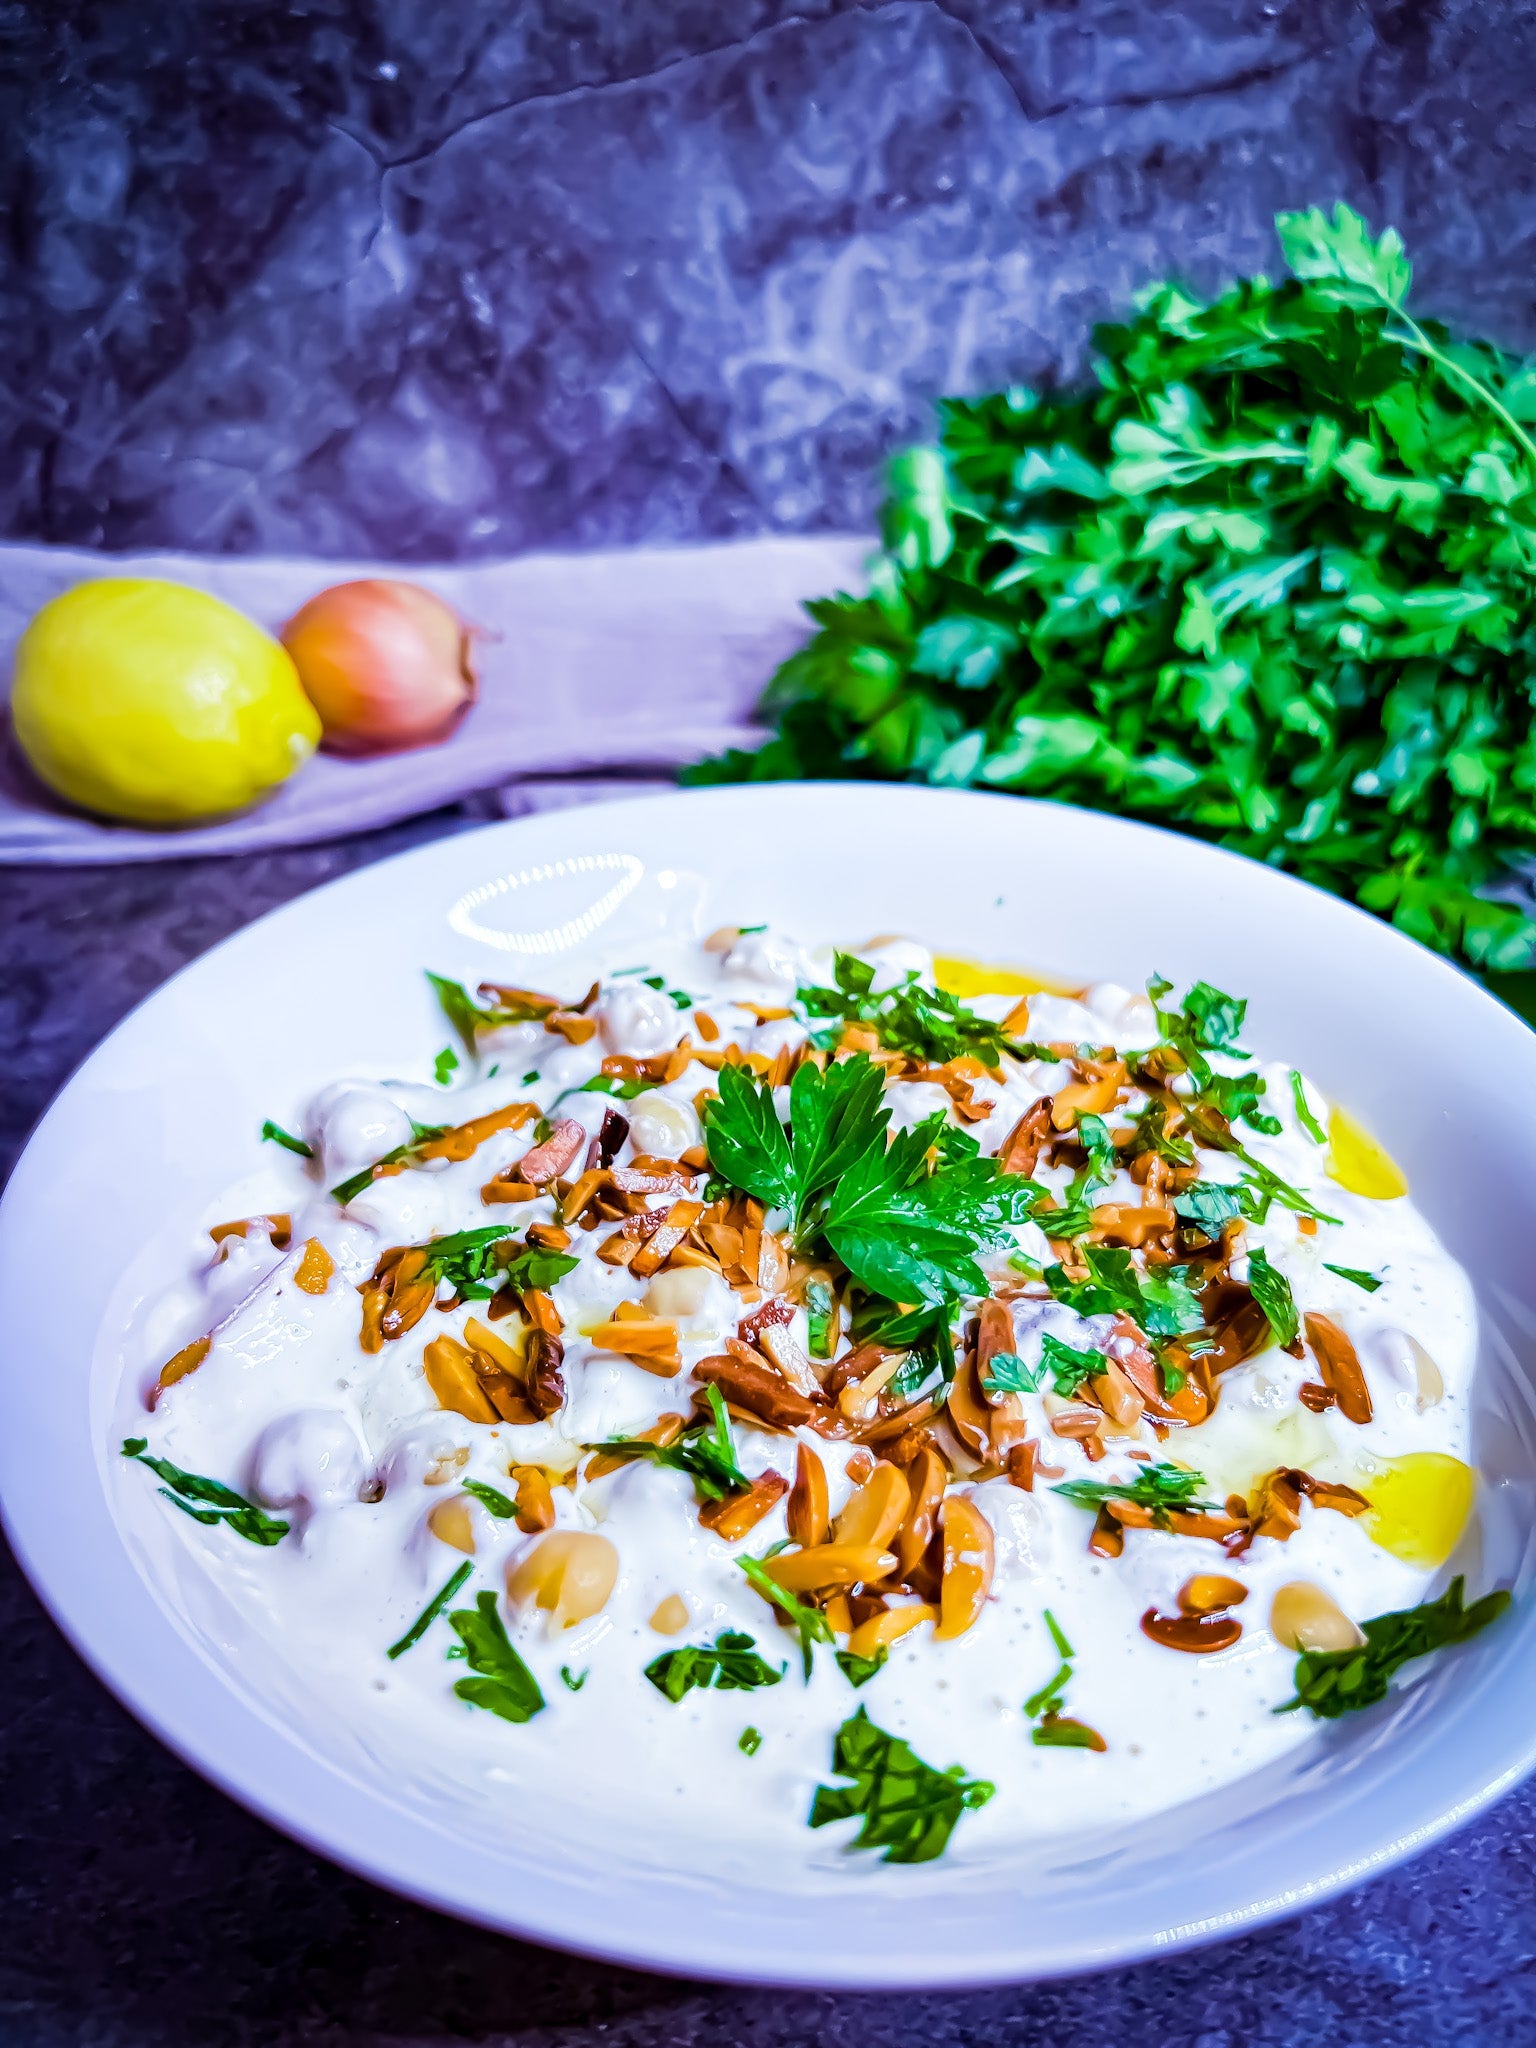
[6, 3, 1536, 2043]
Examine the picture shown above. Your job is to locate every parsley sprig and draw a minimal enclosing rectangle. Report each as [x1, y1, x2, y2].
[797, 951, 1025, 1068]
[1277, 1577, 1510, 1719]
[447, 1590, 546, 1725]
[121, 1438, 288, 1547]
[594, 1385, 750, 1503]
[809, 1707, 995, 1864]
[687, 204, 1536, 974]
[1052, 1461, 1218, 1525]
[645, 1631, 785, 1702]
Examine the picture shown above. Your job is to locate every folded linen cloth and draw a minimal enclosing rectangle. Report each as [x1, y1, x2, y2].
[0, 534, 869, 863]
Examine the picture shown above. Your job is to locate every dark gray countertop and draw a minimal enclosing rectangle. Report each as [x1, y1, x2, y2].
[6, 2, 1536, 2038]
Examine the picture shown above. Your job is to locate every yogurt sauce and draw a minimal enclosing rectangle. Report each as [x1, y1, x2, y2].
[115, 930, 1479, 1867]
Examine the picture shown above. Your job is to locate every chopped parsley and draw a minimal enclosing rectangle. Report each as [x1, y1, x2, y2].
[330, 1116, 450, 1206]
[560, 1665, 587, 1693]
[805, 1276, 837, 1358]
[1290, 1070, 1328, 1145]
[1278, 1577, 1510, 1720]
[446, 1590, 546, 1725]
[1052, 1461, 1218, 1524]
[981, 1348, 1044, 1396]
[428, 971, 557, 1049]
[121, 1438, 289, 1547]
[433, 1045, 459, 1086]
[1173, 1182, 1244, 1234]
[1046, 1245, 1204, 1339]
[1040, 1333, 1104, 1398]
[498, 1243, 581, 1295]
[739, 1725, 763, 1755]
[738, 1548, 834, 1681]
[641, 974, 694, 1010]
[417, 1226, 516, 1301]
[461, 1479, 517, 1519]
[1246, 1246, 1300, 1350]
[594, 1385, 750, 1503]
[1325, 1263, 1383, 1293]
[797, 950, 1026, 1069]
[645, 1630, 785, 1702]
[387, 1561, 473, 1659]
[577, 1072, 649, 1101]
[260, 1119, 313, 1159]
[809, 1707, 996, 1864]
[1024, 1609, 1105, 1750]
[835, 1646, 889, 1689]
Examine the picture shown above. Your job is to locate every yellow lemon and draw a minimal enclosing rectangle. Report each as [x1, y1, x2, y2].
[1326, 1105, 1409, 1200]
[10, 578, 320, 824]
[932, 953, 1081, 1000]
[1362, 1452, 1475, 1568]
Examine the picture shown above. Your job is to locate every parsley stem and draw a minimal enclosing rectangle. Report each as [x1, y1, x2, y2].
[387, 1561, 473, 1660]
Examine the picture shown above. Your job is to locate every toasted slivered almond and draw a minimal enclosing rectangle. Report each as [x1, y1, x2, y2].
[518, 1118, 587, 1186]
[423, 1335, 499, 1425]
[694, 1350, 823, 1430]
[464, 1316, 522, 1371]
[521, 1288, 564, 1337]
[834, 1462, 909, 1549]
[1088, 1359, 1144, 1432]
[628, 1200, 706, 1280]
[788, 1443, 830, 1549]
[997, 1101, 1053, 1175]
[157, 1334, 212, 1394]
[1140, 1607, 1242, 1654]
[481, 1176, 538, 1206]
[1089, 1203, 1175, 1248]
[1304, 1312, 1372, 1424]
[1001, 994, 1032, 1036]
[694, 1010, 720, 1042]
[892, 1446, 945, 1580]
[1050, 1071, 1125, 1128]
[1178, 1573, 1248, 1616]
[844, 1449, 875, 1485]
[526, 1221, 572, 1252]
[587, 1314, 681, 1377]
[293, 1238, 335, 1295]
[847, 1602, 937, 1660]
[935, 1495, 994, 1640]
[509, 1465, 556, 1533]
[836, 1348, 905, 1421]
[702, 924, 742, 954]
[759, 1321, 820, 1397]
[763, 1543, 896, 1594]
[698, 1469, 789, 1539]
[544, 1012, 598, 1044]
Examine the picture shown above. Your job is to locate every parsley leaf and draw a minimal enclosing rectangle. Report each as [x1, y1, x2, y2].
[705, 1060, 797, 1211]
[1046, 1245, 1204, 1339]
[1290, 1071, 1328, 1145]
[461, 1480, 517, 1519]
[739, 1725, 763, 1755]
[1246, 1246, 1300, 1349]
[1173, 1182, 1244, 1234]
[798, 951, 1024, 1068]
[835, 1646, 890, 1689]
[690, 206, 1536, 976]
[121, 1438, 289, 1547]
[738, 1549, 834, 1681]
[594, 1385, 750, 1503]
[260, 1118, 313, 1159]
[1039, 1332, 1103, 1397]
[447, 1590, 546, 1724]
[387, 1561, 473, 1659]
[1325, 1262, 1383, 1293]
[560, 1665, 587, 1692]
[981, 1348, 1044, 1395]
[433, 1045, 459, 1086]
[645, 1631, 785, 1702]
[808, 1707, 995, 1864]
[1053, 1461, 1218, 1523]
[498, 1244, 581, 1295]
[417, 1226, 515, 1302]
[1277, 1577, 1511, 1719]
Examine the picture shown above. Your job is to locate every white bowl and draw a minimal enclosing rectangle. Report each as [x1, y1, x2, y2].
[2, 784, 1533, 1987]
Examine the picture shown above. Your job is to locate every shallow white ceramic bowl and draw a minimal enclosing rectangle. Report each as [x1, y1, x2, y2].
[3, 784, 1535, 1986]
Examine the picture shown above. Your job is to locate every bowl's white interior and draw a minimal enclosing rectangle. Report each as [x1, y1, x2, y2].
[3, 783, 1534, 1986]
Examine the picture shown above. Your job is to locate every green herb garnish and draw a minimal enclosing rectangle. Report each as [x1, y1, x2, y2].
[1040, 1333, 1104, 1397]
[1046, 1245, 1204, 1339]
[595, 1384, 750, 1503]
[797, 950, 1026, 1069]
[738, 1549, 835, 1682]
[835, 1646, 889, 1689]
[260, 1119, 313, 1159]
[1325, 1262, 1384, 1293]
[121, 1438, 289, 1547]
[1246, 1246, 1300, 1350]
[808, 1707, 995, 1864]
[1290, 1071, 1328, 1145]
[1052, 1461, 1217, 1524]
[387, 1561, 473, 1659]
[446, 1590, 546, 1725]
[688, 205, 1536, 974]
[1023, 1608, 1105, 1749]
[330, 1116, 450, 1206]
[433, 1045, 459, 1086]
[498, 1243, 581, 1295]
[416, 1225, 515, 1302]
[645, 1631, 786, 1703]
[461, 1479, 517, 1519]
[1278, 1577, 1510, 1719]
[739, 1725, 763, 1755]
[980, 1348, 1044, 1396]
[1173, 1182, 1244, 1234]
[560, 1665, 587, 1692]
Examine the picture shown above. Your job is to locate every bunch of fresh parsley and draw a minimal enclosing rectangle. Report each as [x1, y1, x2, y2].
[686, 204, 1536, 973]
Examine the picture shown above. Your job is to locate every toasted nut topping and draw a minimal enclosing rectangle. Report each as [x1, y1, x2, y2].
[694, 1350, 823, 1430]
[293, 1238, 335, 1295]
[508, 1530, 619, 1630]
[788, 1443, 830, 1549]
[698, 1470, 789, 1540]
[763, 1543, 897, 1594]
[1304, 1311, 1372, 1425]
[427, 1497, 477, 1555]
[1140, 1607, 1242, 1653]
[517, 1118, 588, 1186]
[509, 1464, 556, 1533]
[1269, 1580, 1366, 1653]
[893, 1446, 946, 1580]
[645, 1266, 714, 1319]
[935, 1495, 995, 1641]
[847, 1603, 938, 1660]
[587, 1314, 681, 1377]
[422, 1336, 500, 1425]
[833, 1462, 910, 1551]
[157, 1334, 212, 1394]
[1178, 1573, 1248, 1616]
[649, 1594, 690, 1635]
[585, 1412, 685, 1481]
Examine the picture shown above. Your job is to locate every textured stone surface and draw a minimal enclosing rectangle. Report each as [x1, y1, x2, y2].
[7, 2, 1536, 2039]
[5, 1, 1536, 559]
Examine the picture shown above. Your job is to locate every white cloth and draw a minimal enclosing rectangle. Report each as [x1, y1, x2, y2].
[0, 534, 869, 862]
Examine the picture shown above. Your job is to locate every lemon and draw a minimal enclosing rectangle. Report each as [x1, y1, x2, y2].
[1362, 1453, 1475, 1568]
[10, 579, 320, 824]
[1326, 1105, 1409, 1200]
[932, 953, 1081, 1000]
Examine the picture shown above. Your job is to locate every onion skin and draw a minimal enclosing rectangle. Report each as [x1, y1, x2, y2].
[281, 579, 476, 757]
